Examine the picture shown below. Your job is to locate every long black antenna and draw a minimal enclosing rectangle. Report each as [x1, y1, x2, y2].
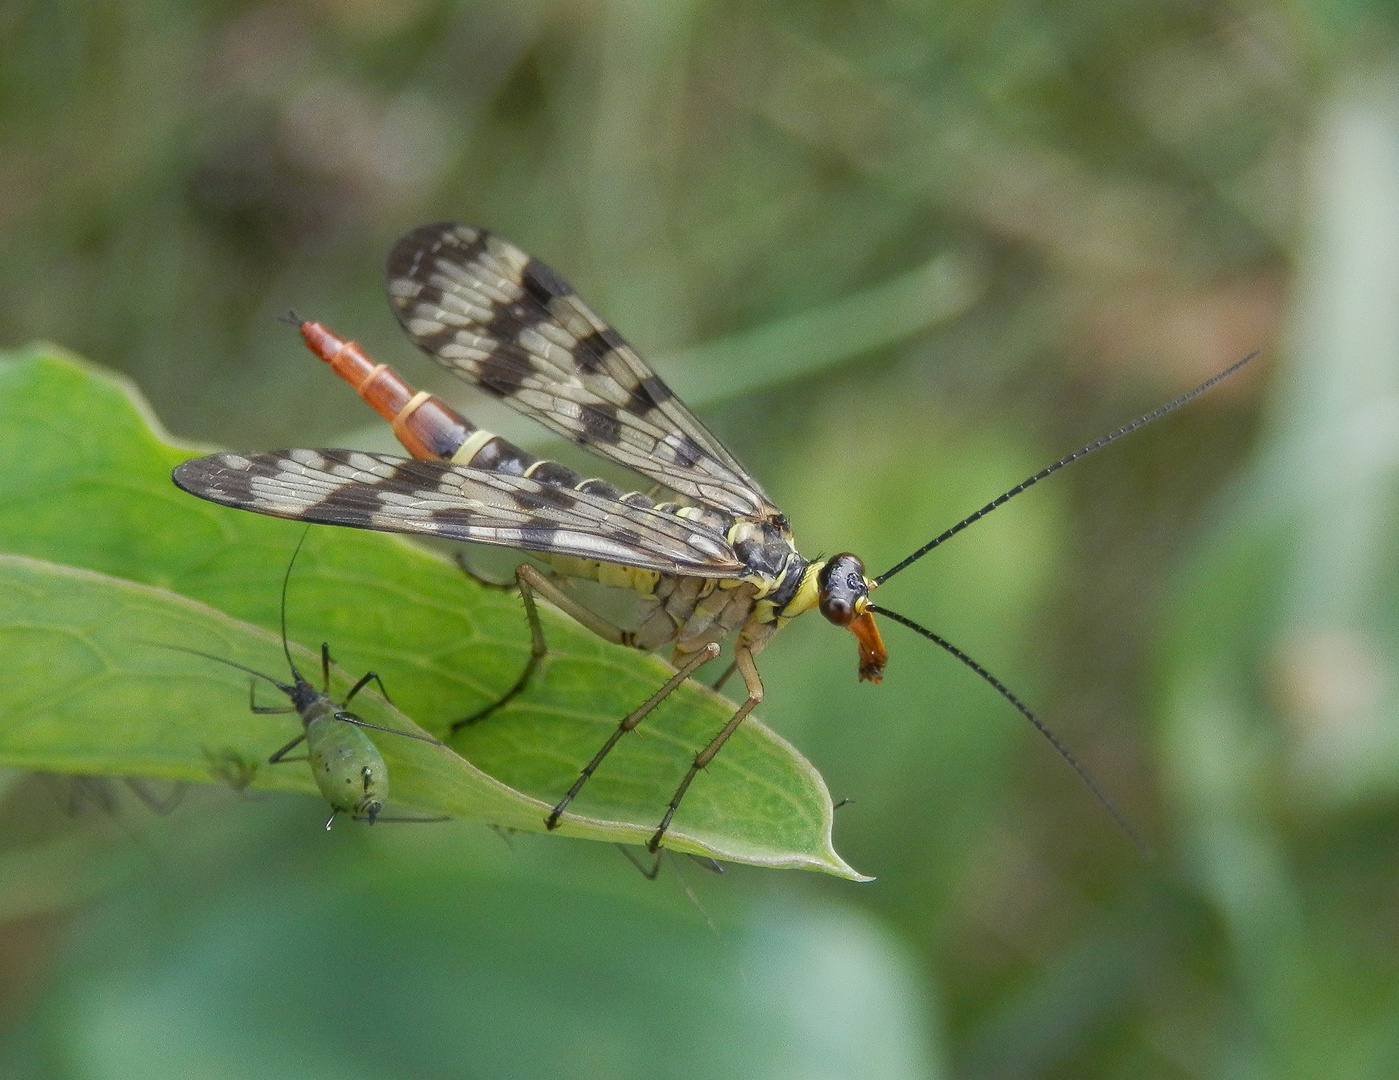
[874, 351, 1258, 586]
[157, 644, 290, 693]
[869, 604, 1150, 855]
[280, 527, 313, 678]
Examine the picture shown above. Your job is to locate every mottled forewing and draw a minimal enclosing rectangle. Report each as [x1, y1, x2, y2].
[384, 222, 777, 520]
[172, 450, 744, 578]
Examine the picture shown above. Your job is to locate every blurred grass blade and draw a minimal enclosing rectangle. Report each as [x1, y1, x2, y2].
[660, 247, 985, 405]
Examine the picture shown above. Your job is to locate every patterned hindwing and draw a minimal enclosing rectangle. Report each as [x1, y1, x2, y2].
[172, 450, 745, 578]
[384, 222, 779, 521]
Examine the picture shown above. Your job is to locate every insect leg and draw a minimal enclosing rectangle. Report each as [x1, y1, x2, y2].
[710, 661, 738, 692]
[617, 843, 663, 879]
[648, 645, 764, 852]
[451, 564, 549, 732]
[514, 564, 633, 646]
[268, 733, 308, 764]
[452, 550, 518, 591]
[249, 679, 296, 715]
[616, 844, 725, 880]
[342, 669, 391, 706]
[545, 642, 721, 831]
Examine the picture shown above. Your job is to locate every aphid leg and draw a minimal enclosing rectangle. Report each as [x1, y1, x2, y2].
[250, 679, 295, 715]
[324, 809, 338, 831]
[649, 645, 764, 852]
[342, 667, 391, 706]
[320, 643, 332, 692]
[546, 642, 721, 831]
[268, 733, 308, 764]
[451, 564, 549, 732]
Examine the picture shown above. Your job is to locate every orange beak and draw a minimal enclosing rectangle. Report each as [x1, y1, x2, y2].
[850, 611, 887, 683]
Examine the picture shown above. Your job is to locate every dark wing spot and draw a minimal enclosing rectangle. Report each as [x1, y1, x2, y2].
[386, 223, 489, 288]
[573, 328, 627, 374]
[484, 297, 550, 342]
[408, 324, 462, 357]
[474, 343, 534, 397]
[672, 436, 705, 468]
[521, 258, 573, 305]
[639, 375, 674, 405]
[579, 404, 623, 444]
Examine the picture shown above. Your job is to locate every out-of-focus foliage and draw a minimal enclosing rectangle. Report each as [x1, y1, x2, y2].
[2, 0, 1396, 1077]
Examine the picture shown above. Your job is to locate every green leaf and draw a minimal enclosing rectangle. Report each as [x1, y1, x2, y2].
[0, 347, 863, 878]
[0, 555, 573, 825]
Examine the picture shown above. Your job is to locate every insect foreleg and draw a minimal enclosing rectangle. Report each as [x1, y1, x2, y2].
[451, 563, 550, 732]
[249, 679, 296, 715]
[545, 641, 721, 831]
[648, 645, 764, 852]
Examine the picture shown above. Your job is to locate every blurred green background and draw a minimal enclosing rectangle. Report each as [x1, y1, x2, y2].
[2, 0, 1395, 1076]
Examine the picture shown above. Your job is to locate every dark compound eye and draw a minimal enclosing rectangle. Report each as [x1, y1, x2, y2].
[817, 552, 868, 627]
[820, 595, 854, 625]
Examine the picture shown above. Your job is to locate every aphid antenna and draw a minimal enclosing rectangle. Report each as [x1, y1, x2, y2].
[872, 351, 1258, 587]
[155, 642, 291, 695]
[278, 526, 312, 683]
[868, 603, 1151, 857]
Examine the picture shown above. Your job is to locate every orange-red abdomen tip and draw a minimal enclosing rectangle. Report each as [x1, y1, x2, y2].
[296, 319, 474, 463]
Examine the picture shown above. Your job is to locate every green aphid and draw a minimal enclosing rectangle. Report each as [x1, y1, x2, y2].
[173, 534, 444, 828]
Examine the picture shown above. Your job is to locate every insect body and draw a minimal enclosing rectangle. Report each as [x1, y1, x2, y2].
[171, 539, 444, 828]
[173, 223, 1254, 850]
